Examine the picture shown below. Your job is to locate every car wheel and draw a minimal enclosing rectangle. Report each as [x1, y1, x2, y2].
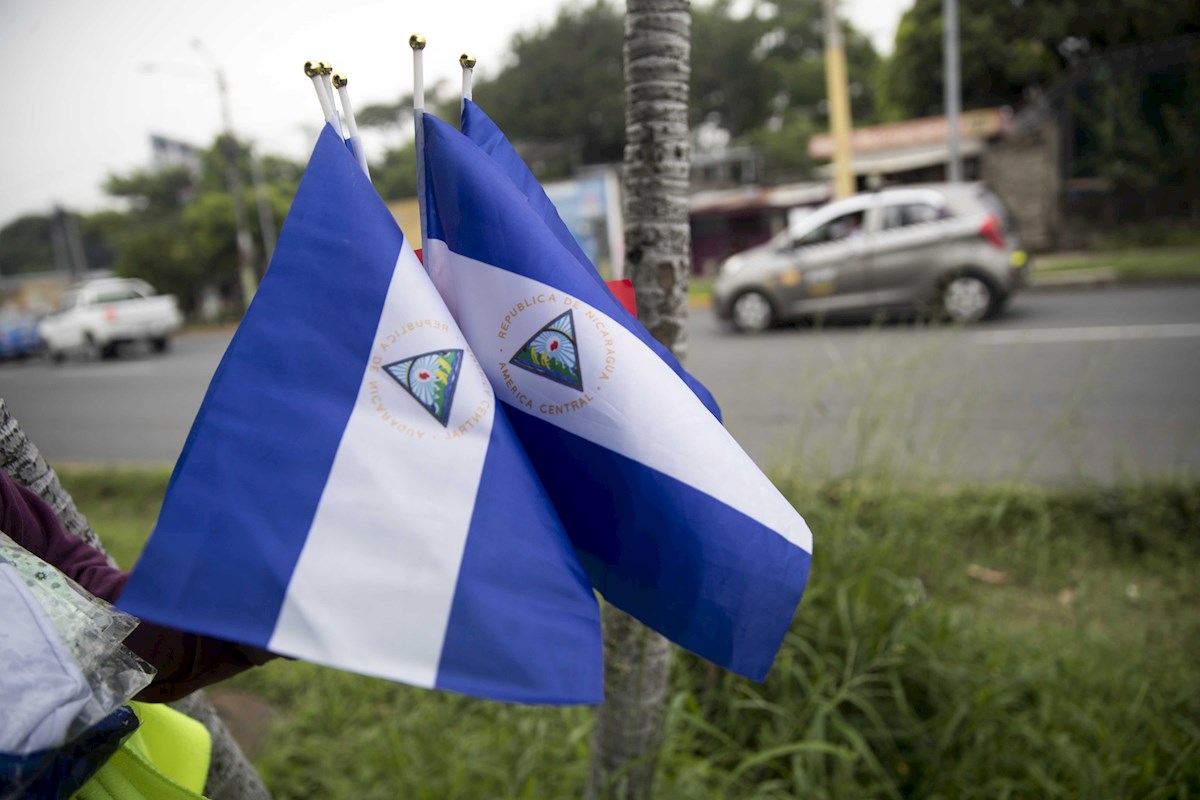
[941, 275, 994, 323]
[731, 291, 775, 333]
[151, 336, 170, 353]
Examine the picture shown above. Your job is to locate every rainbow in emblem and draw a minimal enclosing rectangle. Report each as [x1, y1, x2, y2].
[510, 310, 583, 391]
[384, 349, 464, 427]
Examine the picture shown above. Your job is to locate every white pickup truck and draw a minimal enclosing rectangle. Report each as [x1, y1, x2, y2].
[39, 278, 183, 362]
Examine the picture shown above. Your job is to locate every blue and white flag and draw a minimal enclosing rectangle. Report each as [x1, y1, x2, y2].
[119, 125, 603, 705]
[422, 113, 813, 681]
[460, 99, 722, 421]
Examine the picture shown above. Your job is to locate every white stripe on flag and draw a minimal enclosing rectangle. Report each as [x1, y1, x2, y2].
[270, 244, 496, 686]
[426, 239, 811, 553]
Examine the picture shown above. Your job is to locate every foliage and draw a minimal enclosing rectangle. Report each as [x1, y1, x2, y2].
[370, 143, 418, 203]
[100, 137, 300, 314]
[1066, 57, 1200, 189]
[58, 466, 1200, 799]
[357, 88, 456, 200]
[1036, 243, 1200, 283]
[739, 115, 820, 181]
[0, 214, 55, 276]
[880, 0, 1200, 120]
[0, 211, 117, 278]
[458, 0, 879, 182]
[472, 1, 625, 168]
[693, 0, 880, 138]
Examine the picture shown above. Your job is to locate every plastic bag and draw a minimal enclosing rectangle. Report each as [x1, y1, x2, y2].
[0, 533, 155, 799]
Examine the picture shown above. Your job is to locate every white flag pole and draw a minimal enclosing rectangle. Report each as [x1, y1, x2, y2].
[459, 52, 476, 114]
[333, 73, 370, 179]
[410, 33, 428, 255]
[304, 60, 338, 131]
[318, 62, 345, 139]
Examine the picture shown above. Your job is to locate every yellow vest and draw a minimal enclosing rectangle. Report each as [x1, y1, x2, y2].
[72, 701, 212, 800]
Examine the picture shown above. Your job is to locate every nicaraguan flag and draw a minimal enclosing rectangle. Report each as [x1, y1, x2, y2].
[118, 125, 603, 704]
[460, 99, 721, 421]
[422, 113, 813, 681]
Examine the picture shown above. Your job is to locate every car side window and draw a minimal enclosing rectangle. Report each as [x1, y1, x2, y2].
[795, 210, 866, 247]
[882, 203, 944, 230]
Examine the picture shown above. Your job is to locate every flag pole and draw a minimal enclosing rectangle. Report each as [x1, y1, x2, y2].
[459, 52, 476, 114]
[304, 60, 339, 131]
[333, 73, 370, 179]
[410, 34, 428, 256]
[318, 61, 345, 138]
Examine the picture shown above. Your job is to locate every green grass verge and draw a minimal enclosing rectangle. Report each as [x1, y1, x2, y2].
[688, 277, 714, 298]
[1035, 244, 1200, 283]
[56, 467, 1200, 798]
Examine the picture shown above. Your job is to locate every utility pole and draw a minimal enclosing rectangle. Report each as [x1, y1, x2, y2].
[248, 145, 277, 265]
[50, 205, 89, 281]
[822, 0, 855, 198]
[943, 0, 963, 182]
[194, 39, 259, 309]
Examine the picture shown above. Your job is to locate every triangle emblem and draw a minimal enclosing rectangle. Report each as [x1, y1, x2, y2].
[383, 349, 464, 427]
[510, 310, 583, 391]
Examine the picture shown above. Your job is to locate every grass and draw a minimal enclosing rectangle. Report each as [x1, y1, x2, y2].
[1035, 243, 1200, 283]
[54, 466, 1200, 799]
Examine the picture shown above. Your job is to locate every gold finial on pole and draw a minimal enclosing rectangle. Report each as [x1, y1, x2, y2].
[409, 33, 426, 50]
[303, 61, 321, 78]
[459, 53, 477, 69]
[332, 73, 348, 90]
[318, 60, 334, 75]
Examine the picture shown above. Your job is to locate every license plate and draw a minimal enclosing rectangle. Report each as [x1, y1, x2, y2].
[1010, 250, 1028, 268]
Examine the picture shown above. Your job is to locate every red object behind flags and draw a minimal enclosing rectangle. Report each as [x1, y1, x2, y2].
[605, 279, 637, 318]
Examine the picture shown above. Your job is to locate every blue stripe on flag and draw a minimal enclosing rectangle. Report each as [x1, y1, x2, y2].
[445, 106, 723, 421]
[436, 417, 604, 704]
[508, 409, 810, 680]
[118, 125, 400, 646]
[461, 100, 599, 278]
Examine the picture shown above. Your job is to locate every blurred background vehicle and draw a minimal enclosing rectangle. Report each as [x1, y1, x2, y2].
[713, 183, 1028, 332]
[37, 278, 183, 362]
[0, 310, 43, 361]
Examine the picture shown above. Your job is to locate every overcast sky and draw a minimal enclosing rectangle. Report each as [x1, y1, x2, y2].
[0, 0, 908, 228]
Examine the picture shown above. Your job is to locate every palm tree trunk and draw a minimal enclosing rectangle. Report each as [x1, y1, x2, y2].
[585, 2, 691, 798]
[0, 398, 271, 800]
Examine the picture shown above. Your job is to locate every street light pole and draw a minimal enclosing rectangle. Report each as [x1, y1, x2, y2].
[194, 39, 259, 310]
[943, 0, 963, 182]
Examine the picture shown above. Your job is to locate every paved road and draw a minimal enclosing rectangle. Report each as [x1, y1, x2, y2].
[686, 284, 1200, 483]
[2, 284, 1198, 484]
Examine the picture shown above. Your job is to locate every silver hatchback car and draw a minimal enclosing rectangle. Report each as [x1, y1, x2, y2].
[713, 183, 1028, 332]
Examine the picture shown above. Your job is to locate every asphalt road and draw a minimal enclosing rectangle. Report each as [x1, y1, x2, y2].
[2, 284, 1198, 484]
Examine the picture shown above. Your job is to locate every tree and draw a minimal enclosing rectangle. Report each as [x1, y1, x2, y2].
[0, 215, 55, 276]
[0, 211, 118, 280]
[357, 88, 454, 200]
[880, 0, 1200, 120]
[474, 2, 627, 167]
[101, 137, 298, 315]
[585, 1, 689, 797]
[692, 0, 880, 137]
